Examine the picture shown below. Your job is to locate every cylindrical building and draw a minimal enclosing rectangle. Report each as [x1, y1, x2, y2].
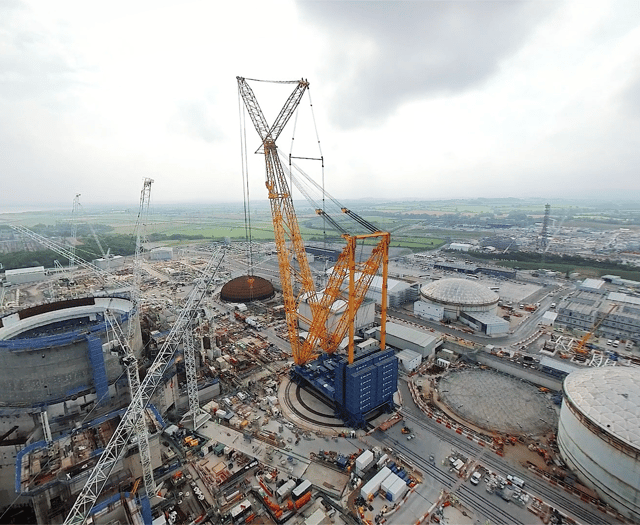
[558, 367, 640, 522]
[0, 295, 142, 406]
[420, 278, 499, 320]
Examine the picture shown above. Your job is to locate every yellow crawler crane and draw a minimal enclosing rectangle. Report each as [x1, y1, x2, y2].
[237, 77, 389, 365]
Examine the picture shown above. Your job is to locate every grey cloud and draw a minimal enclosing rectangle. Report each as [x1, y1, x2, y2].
[298, 0, 557, 128]
[0, 1, 81, 101]
[619, 61, 640, 119]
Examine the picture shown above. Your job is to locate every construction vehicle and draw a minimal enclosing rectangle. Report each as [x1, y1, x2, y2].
[400, 426, 412, 435]
[574, 304, 618, 354]
[237, 77, 390, 367]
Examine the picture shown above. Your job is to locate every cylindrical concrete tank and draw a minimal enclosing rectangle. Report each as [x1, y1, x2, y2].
[420, 278, 499, 319]
[0, 296, 142, 406]
[558, 367, 640, 522]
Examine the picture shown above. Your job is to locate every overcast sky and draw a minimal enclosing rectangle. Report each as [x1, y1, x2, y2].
[1, 0, 639, 211]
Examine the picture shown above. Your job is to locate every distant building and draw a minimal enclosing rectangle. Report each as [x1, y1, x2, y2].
[449, 243, 473, 252]
[555, 290, 640, 343]
[366, 275, 420, 308]
[4, 266, 45, 284]
[92, 255, 125, 270]
[579, 278, 605, 293]
[150, 247, 174, 261]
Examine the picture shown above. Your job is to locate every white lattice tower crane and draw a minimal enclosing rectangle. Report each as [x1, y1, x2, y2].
[182, 314, 206, 430]
[128, 177, 154, 346]
[70, 194, 81, 269]
[63, 247, 225, 525]
[103, 310, 155, 498]
[117, 177, 156, 498]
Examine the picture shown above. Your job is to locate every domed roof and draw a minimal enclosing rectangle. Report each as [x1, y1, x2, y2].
[564, 367, 640, 451]
[220, 275, 275, 303]
[421, 278, 498, 306]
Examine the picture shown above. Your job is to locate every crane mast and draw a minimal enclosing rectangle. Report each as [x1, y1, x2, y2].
[237, 77, 319, 364]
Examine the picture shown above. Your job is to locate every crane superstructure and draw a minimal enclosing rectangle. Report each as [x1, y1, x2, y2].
[63, 247, 225, 525]
[237, 77, 389, 366]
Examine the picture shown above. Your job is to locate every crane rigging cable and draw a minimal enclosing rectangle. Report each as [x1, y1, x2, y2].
[238, 88, 254, 273]
[278, 150, 379, 236]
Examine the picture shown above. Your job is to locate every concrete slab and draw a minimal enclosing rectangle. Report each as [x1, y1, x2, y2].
[303, 461, 349, 499]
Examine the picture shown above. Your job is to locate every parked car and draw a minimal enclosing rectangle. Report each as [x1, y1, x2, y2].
[470, 471, 482, 485]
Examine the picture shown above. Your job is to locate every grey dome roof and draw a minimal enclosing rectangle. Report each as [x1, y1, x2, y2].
[564, 367, 640, 450]
[421, 278, 499, 306]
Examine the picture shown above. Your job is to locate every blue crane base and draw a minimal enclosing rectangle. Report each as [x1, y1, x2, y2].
[290, 348, 398, 429]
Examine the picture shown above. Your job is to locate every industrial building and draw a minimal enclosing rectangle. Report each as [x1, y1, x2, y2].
[92, 255, 125, 271]
[298, 294, 375, 333]
[4, 266, 45, 285]
[419, 278, 499, 319]
[304, 245, 341, 262]
[149, 247, 174, 261]
[396, 349, 422, 372]
[366, 275, 420, 309]
[448, 243, 473, 252]
[555, 288, 640, 343]
[372, 322, 441, 357]
[325, 270, 420, 309]
[434, 261, 517, 279]
[558, 367, 640, 522]
[416, 278, 508, 336]
[413, 300, 445, 321]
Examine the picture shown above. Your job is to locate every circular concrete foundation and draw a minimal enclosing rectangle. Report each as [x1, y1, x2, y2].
[438, 369, 557, 436]
[281, 379, 385, 431]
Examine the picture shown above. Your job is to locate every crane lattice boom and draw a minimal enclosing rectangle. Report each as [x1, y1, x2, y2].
[63, 248, 225, 525]
[237, 76, 389, 365]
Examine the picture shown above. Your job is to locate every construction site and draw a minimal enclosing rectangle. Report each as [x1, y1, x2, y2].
[0, 78, 639, 525]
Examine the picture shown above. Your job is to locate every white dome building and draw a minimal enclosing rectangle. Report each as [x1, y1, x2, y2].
[558, 367, 640, 522]
[420, 278, 499, 320]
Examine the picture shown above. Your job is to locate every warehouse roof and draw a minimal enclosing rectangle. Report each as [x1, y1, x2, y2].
[421, 278, 498, 306]
[564, 367, 640, 451]
[5, 266, 44, 275]
[383, 322, 440, 348]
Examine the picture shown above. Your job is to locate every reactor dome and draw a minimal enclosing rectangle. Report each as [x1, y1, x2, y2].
[220, 275, 275, 303]
[420, 278, 499, 320]
[558, 367, 640, 522]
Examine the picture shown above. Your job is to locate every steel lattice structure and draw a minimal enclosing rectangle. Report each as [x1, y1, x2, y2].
[9, 224, 111, 285]
[237, 77, 389, 365]
[183, 316, 202, 430]
[63, 247, 225, 525]
[103, 310, 155, 498]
